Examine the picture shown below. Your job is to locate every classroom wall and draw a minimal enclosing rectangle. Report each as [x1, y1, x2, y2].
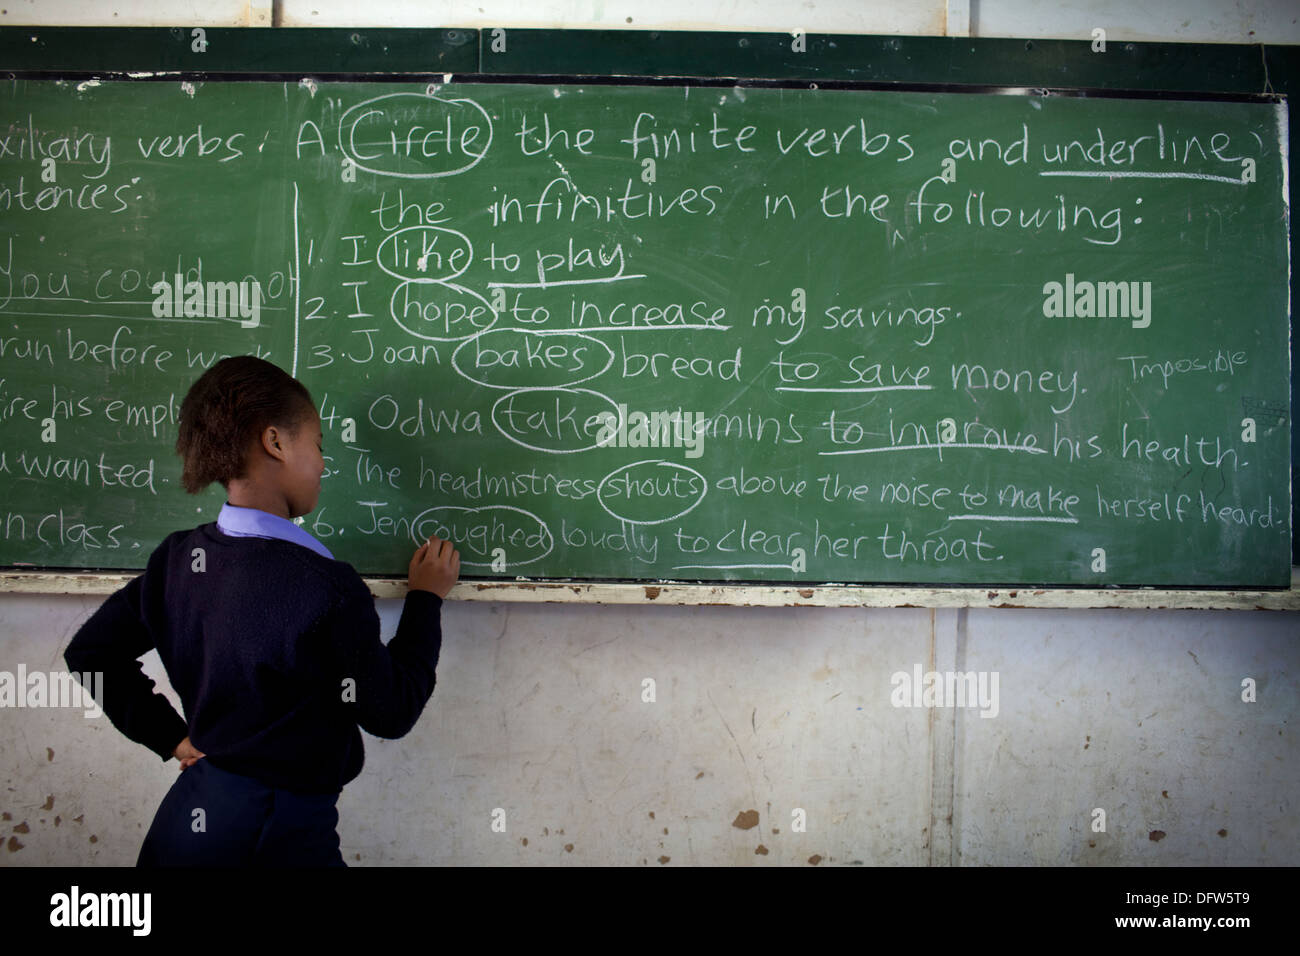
[5, 0, 1300, 43]
[0, 0, 1296, 866]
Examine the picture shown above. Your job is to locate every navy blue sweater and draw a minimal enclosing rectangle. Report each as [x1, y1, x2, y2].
[63, 522, 443, 795]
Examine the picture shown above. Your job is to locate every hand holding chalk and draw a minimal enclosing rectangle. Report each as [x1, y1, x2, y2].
[408, 535, 460, 598]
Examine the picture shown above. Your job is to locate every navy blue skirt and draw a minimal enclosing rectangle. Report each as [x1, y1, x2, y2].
[137, 758, 346, 867]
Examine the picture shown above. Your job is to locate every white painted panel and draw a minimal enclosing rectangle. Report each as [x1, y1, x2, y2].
[1, 1, 255, 26]
[975, 0, 1300, 44]
[7, 0, 1298, 44]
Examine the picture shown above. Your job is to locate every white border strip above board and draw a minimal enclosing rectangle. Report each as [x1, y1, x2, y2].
[3, 569, 1298, 610]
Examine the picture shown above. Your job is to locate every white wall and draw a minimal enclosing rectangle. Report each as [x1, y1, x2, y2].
[4, 0, 1300, 43]
[0, 1, 1296, 867]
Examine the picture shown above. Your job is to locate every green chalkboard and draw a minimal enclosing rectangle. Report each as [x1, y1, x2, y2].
[0, 75, 1290, 587]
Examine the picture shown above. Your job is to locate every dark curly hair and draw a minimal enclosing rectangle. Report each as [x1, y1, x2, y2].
[174, 356, 316, 495]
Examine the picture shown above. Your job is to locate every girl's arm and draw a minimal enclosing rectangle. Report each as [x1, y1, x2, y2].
[64, 570, 191, 763]
[320, 537, 457, 739]
[323, 578, 444, 740]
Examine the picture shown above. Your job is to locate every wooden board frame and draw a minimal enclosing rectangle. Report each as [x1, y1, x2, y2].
[3, 568, 1297, 609]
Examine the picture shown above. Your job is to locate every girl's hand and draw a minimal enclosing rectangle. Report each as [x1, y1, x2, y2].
[173, 736, 206, 770]
[408, 535, 461, 598]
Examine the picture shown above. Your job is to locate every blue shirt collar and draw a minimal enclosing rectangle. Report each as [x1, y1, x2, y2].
[216, 501, 335, 560]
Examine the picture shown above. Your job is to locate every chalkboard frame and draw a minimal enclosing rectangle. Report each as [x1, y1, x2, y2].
[0, 26, 1295, 607]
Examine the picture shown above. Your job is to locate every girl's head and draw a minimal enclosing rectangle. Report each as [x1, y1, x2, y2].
[175, 356, 324, 518]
